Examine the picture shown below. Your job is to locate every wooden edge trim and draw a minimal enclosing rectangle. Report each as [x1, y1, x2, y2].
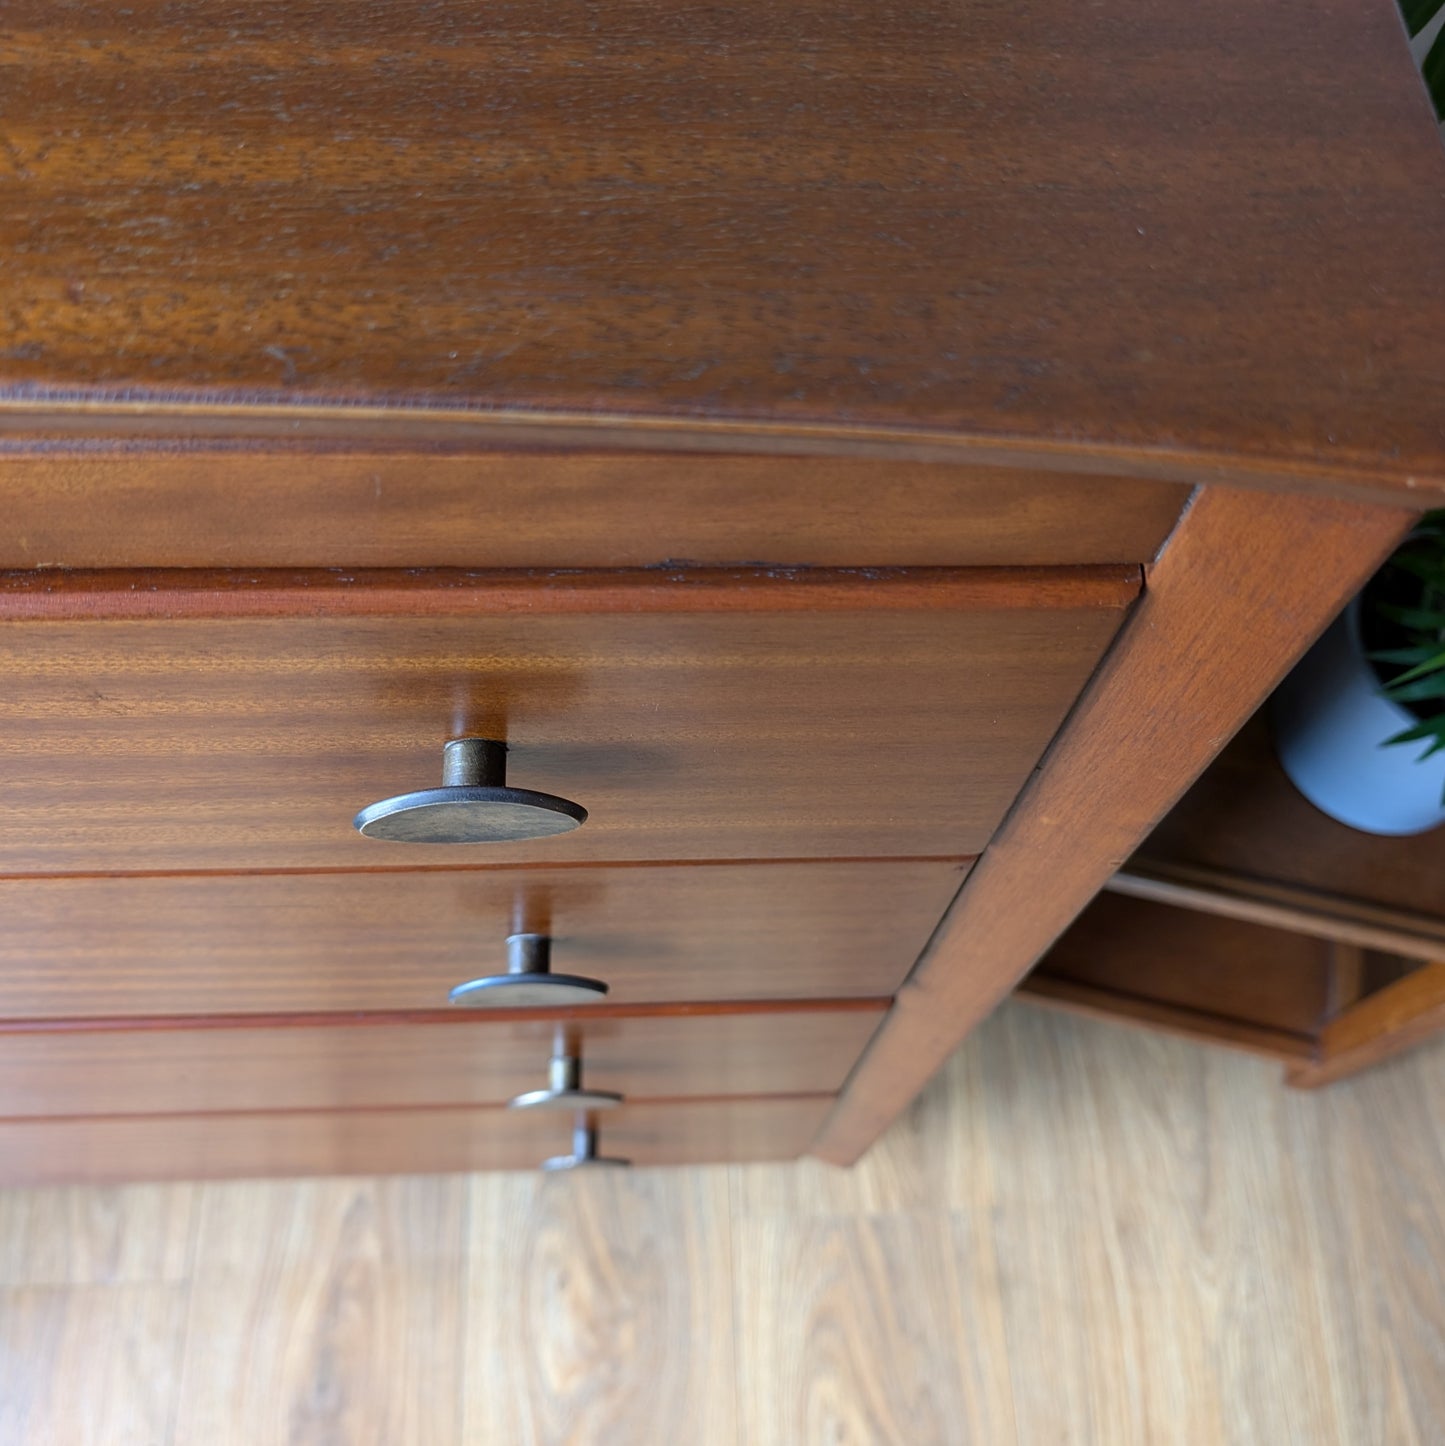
[0, 1092, 839, 1127]
[1108, 862, 1445, 966]
[0, 565, 1141, 621]
[0, 996, 892, 1036]
[3, 396, 1443, 502]
[0, 855, 977, 884]
[810, 486, 1417, 1166]
[1287, 962, 1445, 1089]
[1014, 975, 1315, 1063]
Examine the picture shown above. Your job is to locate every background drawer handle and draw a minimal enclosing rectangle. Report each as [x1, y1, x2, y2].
[510, 1049, 624, 1112]
[449, 932, 609, 1008]
[542, 1118, 632, 1173]
[354, 738, 587, 844]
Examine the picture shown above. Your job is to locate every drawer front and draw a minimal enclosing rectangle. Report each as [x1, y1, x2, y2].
[0, 567, 1136, 872]
[0, 860, 966, 1018]
[0, 1006, 883, 1118]
[0, 453, 1188, 570]
[0, 1096, 833, 1186]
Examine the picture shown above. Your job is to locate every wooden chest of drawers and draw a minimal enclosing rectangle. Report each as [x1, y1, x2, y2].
[0, 0, 1440, 1180]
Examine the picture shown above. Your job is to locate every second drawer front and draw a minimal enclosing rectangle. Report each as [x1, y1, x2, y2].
[0, 568, 1136, 872]
[0, 860, 966, 1018]
[0, 1006, 883, 1118]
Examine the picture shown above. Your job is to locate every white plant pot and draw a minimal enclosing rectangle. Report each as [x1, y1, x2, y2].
[1272, 600, 1445, 836]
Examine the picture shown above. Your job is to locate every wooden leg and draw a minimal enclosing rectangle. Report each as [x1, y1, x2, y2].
[1288, 962, 1445, 1088]
[1323, 941, 1369, 1021]
[812, 485, 1416, 1165]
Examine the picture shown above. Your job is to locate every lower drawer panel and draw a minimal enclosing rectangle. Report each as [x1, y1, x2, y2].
[0, 860, 967, 1017]
[0, 1096, 833, 1185]
[0, 1005, 883, 1118]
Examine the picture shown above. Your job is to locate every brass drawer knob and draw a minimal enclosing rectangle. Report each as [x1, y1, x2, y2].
[542, 1119, 631, 1172]
[510, 1050, 623, 1112]
[354, 738, 587, 844]
[449, 932, 609, 1008]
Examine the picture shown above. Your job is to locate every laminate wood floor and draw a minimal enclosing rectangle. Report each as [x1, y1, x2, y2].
[1, 1002, 1442, 1446]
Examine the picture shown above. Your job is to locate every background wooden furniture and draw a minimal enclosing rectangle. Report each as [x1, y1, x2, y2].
[1, 0, 1442, 1180]
[1020, 710, 1445, 1086]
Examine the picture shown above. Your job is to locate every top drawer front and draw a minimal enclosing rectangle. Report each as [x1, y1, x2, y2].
[0, 453, 1188, 570]
[0, 567, 1136, 873]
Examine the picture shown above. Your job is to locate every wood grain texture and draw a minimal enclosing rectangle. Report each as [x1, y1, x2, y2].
[0, 1096, 833, 1187]
[736, 1005, 1445, 1444]
[0, 452, 1189, 569]
[0, 570, 1133, 872]
[813, 486, 1416, 1164]
[0, 860, 968, 1017]
[0, 1184, 195, 1287]
[732, 1211, 1010, 1444]
[466, 1167, 738, 1444]
[2, 0, 1444, 494]
[1140, 710, 1445, 933]
[3, 1004, 1445, 1444]
[1031, 893, 1334, 1037]
[1290, 963, 1445, 1089]
[0, 1285, 191, 1446]
[172, 1177, 467, 1446]
[0, 1009, 881, 1121]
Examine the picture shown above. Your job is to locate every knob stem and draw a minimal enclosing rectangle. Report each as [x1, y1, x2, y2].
[507, 932, 551, 977]
[540, 1116, 631, 1170]
[572, 1122, 598, 1160]
[509, 1050, 622, 1110]
[449, 932, 608, 1008]
[442, 738, 506, 788]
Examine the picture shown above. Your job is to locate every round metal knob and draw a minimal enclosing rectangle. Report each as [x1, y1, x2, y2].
[354, 739, 587, 844]
[542, 1120, 631, 1172]
[510, 1051, 623, 1111]
[449, 933, 609, 1009]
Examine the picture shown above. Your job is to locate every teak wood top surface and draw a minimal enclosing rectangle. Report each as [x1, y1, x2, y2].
[2, 0, 1443, 494]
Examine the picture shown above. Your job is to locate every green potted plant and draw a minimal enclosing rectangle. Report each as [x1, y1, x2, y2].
[1273, 512, 1445, 834]
[1403, 0, 1445, 121]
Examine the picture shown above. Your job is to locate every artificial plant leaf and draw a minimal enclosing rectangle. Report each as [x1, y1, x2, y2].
[1369, 646, 1439, 665]
[1424, 30, 1445, 119]
[1383, 716, 1445, 747]
[1400, 0, 1445, 34]
[1374, 602, 1445, 632]
[1385, 674, 1445, 703]
[1387, 553, 1445, 590]
[1385, 647, 1445, 685]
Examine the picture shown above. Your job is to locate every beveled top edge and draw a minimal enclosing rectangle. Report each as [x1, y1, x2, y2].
[1, 395, 1442, 503]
